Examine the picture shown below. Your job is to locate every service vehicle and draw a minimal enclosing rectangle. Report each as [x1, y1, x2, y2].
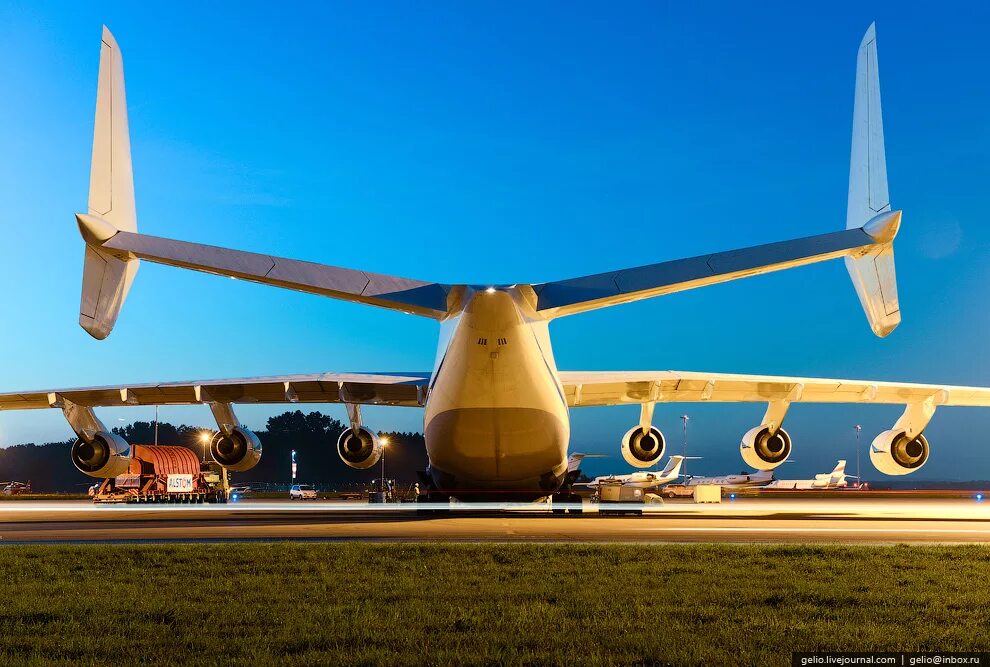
[90, 444, 228, 504]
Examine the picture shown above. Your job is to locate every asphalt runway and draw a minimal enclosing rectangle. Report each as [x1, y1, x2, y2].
[1, 497, 989, 544]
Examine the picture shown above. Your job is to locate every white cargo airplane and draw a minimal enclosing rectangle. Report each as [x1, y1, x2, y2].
[2, 24, 989, 501]
[576, 456, 695, 491]
[686, 469, 775, 490]
[764, 461, 856, 490]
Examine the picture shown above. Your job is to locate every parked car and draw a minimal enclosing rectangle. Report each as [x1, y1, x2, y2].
[661, 484, 695, 498]
[289, 484, 318, 500]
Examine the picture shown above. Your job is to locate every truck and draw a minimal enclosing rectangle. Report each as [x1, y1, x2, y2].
[89, 444, 229, 504]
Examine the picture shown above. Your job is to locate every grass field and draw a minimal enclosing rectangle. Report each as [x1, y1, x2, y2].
[1, 544, 989, 665]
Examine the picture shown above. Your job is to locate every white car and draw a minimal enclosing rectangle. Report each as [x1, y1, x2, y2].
[289, 484, 318, 500]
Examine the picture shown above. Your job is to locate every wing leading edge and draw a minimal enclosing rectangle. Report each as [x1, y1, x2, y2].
[0, 372, 431, 411]
[559, 370, 990, 408]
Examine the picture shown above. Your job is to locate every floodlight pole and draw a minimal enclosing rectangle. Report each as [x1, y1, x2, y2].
[680, 415, 689, 480]
[154, 405, 159, 447]
[854, 424, 862, 487]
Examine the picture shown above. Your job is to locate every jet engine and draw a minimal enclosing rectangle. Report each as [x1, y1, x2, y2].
[71, 431, 132, 478]
[337, 427, 383, 470]
[620, 425, 666, 469]
[740, 426, 792, 470]
[210, 427, 262, 472]
[870, 430, 929, 475]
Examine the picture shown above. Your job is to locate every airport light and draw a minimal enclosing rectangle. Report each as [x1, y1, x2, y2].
[680, 415, 689, 480]
[854, 425, 862, 487]
[199, 430, 212, 464]
[380, 436, 390, 496]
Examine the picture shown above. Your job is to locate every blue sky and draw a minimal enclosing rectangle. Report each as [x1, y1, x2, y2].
[1, 1, 989, 480]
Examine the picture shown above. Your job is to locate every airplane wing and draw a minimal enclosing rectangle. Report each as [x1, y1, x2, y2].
[558, 370, 990, 408]
[0, 372, 431, 411]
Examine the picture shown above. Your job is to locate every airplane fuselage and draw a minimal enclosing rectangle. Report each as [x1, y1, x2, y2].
[422, 287, 570, 498]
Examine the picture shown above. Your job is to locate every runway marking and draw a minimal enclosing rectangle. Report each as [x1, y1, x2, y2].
[645, 527, 990, 534]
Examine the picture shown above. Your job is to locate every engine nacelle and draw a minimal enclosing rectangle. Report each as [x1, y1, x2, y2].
[71, 431, 132, 478]
[740, 426, 792, 470]
[621, 425, 666, 469]
[337, 427, 383, 470]
[210, 427, 262, 472]
[870, 430, 929, 475]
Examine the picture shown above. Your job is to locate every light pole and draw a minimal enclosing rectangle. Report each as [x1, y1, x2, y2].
[854, 424, 862, 487]
[680, 415, 689, 480]
[380, 436, 390, 496]
[199, 431, 211, 464]
[154, 405, 160, 447]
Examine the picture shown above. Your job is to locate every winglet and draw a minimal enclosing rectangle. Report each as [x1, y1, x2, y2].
[79, 26, 140, 339]
[845, 23, 901, 338]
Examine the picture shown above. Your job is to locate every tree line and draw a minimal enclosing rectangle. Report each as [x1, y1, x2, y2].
[0, 411, 429, 492]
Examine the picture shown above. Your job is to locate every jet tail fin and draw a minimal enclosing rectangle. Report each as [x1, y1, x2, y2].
[661, 455, 701, 477]
[845, 23, 901, 338]
[78, 26, 139, 340]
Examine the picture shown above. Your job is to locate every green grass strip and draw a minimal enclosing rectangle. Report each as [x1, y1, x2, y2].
[1, 543, 989, 666]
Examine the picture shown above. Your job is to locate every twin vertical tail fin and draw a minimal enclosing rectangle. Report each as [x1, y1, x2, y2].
[77, 26, 139, 340]
[845, 23, 901, 338]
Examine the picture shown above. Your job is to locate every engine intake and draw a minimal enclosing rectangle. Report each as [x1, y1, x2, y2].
[210, 427, 262, 472]
[740, 426, 792, 470]
[71, 431, 132, 478]
[621, 425, 666, 469]
[337, 427, 383, 470]
[870, 430, 929, 475]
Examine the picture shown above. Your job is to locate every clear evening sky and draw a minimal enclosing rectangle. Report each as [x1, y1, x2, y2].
[1, 1, 988, 479]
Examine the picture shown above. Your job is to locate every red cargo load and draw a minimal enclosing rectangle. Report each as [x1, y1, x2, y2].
[96, 444, 224, 504]
[128, 445, 202, 476]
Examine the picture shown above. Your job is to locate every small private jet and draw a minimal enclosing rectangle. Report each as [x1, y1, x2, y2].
[576, 456, 697, 491]
[686, 469, 776, 491]
[764, 461, 856, 490]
